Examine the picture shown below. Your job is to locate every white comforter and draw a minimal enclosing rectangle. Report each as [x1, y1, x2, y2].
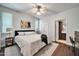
[15, 34, 46, 56]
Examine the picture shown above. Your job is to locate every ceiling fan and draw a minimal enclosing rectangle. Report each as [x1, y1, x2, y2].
[32, 4, 47, 15]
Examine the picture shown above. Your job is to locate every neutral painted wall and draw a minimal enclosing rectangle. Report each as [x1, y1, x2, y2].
[49, 7, 79, 45]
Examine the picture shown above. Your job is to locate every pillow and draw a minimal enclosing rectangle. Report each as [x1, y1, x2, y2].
[25, 32, 36, 35]
[18, 32, 25, 36]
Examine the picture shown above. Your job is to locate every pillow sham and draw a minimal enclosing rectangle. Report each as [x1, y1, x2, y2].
[18, 32, 25, 36]
[25, 32, 36, 35]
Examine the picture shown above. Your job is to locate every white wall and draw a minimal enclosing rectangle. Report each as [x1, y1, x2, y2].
[49, 7, 79, 45]
[13, 13, 36, 30]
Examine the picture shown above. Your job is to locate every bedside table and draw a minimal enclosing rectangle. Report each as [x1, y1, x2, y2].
[5, 37, 14, 47]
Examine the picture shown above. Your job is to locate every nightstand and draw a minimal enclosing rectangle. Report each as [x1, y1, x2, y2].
[5, 37, 14, 47]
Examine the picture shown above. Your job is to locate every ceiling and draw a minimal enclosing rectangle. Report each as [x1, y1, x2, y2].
[0, 3, 79, 17]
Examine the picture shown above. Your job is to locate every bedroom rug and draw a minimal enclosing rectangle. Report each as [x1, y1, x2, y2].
[35, 43, 58, 56]
[5, 42, 58, 56]
[5, 45, 21, 56]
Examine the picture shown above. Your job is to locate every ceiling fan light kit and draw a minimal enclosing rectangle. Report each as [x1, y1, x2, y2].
[32, 4, 47, 15]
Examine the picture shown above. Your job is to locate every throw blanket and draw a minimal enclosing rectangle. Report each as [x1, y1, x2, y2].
[41, 34, 48, 45]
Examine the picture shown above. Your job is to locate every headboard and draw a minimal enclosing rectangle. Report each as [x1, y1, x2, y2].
[14, 30, 35, 36]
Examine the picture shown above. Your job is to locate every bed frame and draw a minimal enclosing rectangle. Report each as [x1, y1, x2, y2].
[14, 30, 35, 36]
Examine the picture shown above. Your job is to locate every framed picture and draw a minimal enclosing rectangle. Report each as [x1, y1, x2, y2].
[20, 20, 31, 29]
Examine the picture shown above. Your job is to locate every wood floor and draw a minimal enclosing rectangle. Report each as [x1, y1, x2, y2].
[52, 43, 74, 56]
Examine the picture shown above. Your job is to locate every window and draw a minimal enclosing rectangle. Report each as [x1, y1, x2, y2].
[2, 12, 13, 33]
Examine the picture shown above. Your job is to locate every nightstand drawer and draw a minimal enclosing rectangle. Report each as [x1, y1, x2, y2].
[5, 37, 14, 47]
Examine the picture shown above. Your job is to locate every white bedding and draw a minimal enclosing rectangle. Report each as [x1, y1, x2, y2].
[15, 34, 46, 56]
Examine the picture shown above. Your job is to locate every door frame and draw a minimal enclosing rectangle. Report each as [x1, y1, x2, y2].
[55, 19, 66, 41]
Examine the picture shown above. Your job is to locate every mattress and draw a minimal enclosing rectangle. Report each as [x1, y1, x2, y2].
[15, 34, 46, 56]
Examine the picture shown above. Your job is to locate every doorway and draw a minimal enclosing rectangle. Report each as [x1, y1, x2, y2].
[55, 20, 66, 42]
[59, 21, 66, 40]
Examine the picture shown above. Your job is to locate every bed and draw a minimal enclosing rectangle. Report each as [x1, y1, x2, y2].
[14, 30, 46, 56]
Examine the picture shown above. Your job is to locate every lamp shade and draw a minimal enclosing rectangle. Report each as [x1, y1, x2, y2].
[6, 27, 13, 33]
